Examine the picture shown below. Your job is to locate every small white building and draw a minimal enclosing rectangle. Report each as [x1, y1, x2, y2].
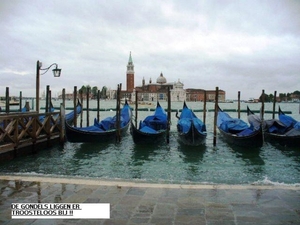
[170, 79, 186, 102]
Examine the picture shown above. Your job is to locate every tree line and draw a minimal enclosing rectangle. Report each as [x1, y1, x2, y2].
[78, 85, 108, 99]
[259, 90, 300, 102]
[77, 86, 300, 102]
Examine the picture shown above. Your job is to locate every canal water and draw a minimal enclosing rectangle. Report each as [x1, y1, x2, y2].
[0, 100, 299, 186]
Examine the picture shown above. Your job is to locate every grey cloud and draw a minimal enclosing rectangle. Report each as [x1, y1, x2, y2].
[1, 0, 299, 100]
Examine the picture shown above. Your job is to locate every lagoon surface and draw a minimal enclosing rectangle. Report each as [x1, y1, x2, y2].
[0, 100, 299, 186]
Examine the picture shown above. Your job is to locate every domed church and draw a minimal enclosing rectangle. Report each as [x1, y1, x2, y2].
[156, 73, 167, 84]
[124, 52, 224, 102]
[131, 71, 186, 102]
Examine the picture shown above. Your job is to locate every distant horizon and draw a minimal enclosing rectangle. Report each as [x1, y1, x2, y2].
[1, 94, 299, 102]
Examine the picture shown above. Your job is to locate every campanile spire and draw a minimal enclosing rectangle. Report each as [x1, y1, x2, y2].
[126, 52, 135, 92]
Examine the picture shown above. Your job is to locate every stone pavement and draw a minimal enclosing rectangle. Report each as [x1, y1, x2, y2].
[0, 175, 299, 225]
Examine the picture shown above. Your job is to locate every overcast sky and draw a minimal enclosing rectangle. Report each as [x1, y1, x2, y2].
[1, 0, 299, 100]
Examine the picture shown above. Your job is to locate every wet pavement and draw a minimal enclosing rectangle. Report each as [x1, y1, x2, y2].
[0, 175, 299, 225]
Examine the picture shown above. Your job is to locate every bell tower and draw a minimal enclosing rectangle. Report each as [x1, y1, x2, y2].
[126, 52, 134, 92]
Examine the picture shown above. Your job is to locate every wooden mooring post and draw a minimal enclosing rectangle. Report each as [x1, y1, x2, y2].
[261, 89, 265, 120]
[80, 89, 83, 128]
[272, 91, 277, 119]
[62, 88, 66, 110]
[60, 103, 66, 144]
[135, 91, 138, 128]
[73, 86, 77, 127]
[213, 87, 219, 147]
[45, 85, 49, 113]
[86, 87, 90, 126]
[115, 83, 122, 143]
[19, 91, 22, 112]
[238, 91, 241, 119]
[5, 87, 9, 113]
[166, 87, 171, 144]
[97, 90, 100, 122]
[261, 89, 265, 144]
[203, 90, 207, 124]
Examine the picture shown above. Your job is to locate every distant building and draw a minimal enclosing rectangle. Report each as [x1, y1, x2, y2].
[121, 52, 225, 102]
[291, 93, 300, 102]
[186, 89, 226, 102]
[132, 74, 185, 102]
[62, 52, 226, 101]
[126, 52, 134, 92]
[133, 72, 185, 102]
[171, 79, 186, 102]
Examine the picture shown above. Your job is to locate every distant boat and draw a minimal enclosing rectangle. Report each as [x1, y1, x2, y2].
[130, 101, 167, 144]
[176, 101, 207, 146]
[245, 98, 258, 103]
[122, 100, 155, 109]
[0, 100, 20, 107]
[0, 101, 82, 131]
[65, 100, 132, 142]
[217, 105, 263, 148]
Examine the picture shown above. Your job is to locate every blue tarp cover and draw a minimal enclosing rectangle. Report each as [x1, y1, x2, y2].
[65, 104, 82, 121]
[266, 120, 287, 134]
[140, 126, 158, 134]
[75, 103, 131, 132]
[121, 104, 131, 126]
[79, 123, 105, 132]
[177, 105, 206, 134]
[218, 111, 249, 134]
[294, 122, 300, 130]
[264, 119, 300, 136]
[247, 110, 300, 136]
[279, 113, 300, 132]
[279, 114, 298, 128]
[21, 106, 27, 112]
[237, 128, 255, 136]
[139, 103, 167, 132]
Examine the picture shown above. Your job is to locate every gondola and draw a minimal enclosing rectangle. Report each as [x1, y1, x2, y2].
[130, 102, 167, 144]
[0, 101, 83, 135]
[248, 106, 300, 147]
[64, 100, 83, 125]
[42, 100, 82, 125]
[177, 101, 207, 146]
[217, 105, 263, 148]
[65, 100, 131, 142]
[278, 106, 300, 147]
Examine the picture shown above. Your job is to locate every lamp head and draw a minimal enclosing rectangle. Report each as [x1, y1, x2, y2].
[52, 65, 61, 77]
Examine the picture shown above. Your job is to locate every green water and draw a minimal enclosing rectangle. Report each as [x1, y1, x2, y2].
[0, 101, 299, 185]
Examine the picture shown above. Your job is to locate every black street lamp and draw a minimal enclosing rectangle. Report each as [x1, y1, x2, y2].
[36, 60, 61, 112]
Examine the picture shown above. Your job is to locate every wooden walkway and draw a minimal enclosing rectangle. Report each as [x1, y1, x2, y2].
[0, 109, 65, 161]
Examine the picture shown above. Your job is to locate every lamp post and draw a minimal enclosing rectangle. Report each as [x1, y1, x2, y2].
[36, 60, 61, 112]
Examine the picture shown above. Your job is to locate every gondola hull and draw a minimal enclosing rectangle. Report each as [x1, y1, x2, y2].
[218, 105, 263, 148]
[264, 132, 300, 147]
[177, 102, 207, 146]
[218, 128, 263, 148]
[130, 121, 166, 144]
[65, 120, 130, 143]
[130, 101, 168, 145]
[178, 122, 206, 146]
[65, 100, 131, 143]
[247, 106, 300, 147]
[269, 106, 300, 147]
